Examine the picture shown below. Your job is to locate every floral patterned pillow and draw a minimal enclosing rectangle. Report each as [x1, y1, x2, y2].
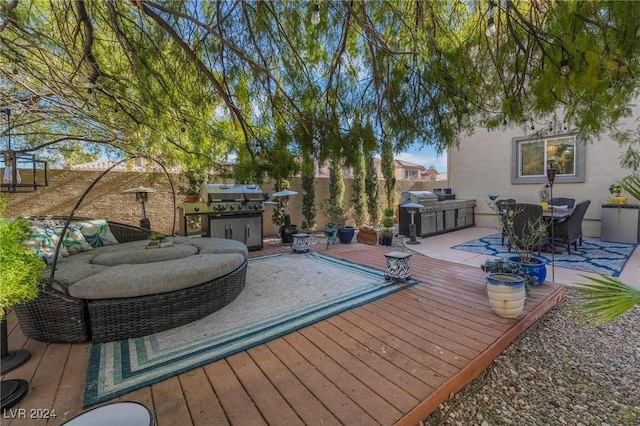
[25, 222, 69, 265]
[54, 225, 93, 254]
[73, 219, 119, 247]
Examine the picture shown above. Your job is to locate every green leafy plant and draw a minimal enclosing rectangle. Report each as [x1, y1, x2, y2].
[0, 198, 45, 320]
[572, 174, 640, 324]
[487, 198, 547, 265]
[481, 258, 534, 289]
[179, 168, 208, 196]
[480, 258, 523, 275]
[608, 183, 623, 195]
[381, 207, 394, 237]
[574, 274, 640, 325]
[149, 233, 167, 241]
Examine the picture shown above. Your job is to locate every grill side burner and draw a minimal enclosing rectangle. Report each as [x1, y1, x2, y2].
[399, 191, 476, 237]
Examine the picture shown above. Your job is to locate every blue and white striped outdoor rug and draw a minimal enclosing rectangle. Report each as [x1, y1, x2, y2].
[84, 252, 419, 406]
[452, 233, 636, 277]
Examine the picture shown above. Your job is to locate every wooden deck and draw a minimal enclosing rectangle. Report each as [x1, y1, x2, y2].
[2, 242, 564, 425]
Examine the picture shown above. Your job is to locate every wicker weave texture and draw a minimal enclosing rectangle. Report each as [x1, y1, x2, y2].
[88, 260, 248, 343]
[14, 282, 90, 343]
[15, 221, 193, 343]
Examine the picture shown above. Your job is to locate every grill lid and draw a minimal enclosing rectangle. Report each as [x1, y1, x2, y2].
[202, 184, 267, 202]
[400, 191, 438, 205]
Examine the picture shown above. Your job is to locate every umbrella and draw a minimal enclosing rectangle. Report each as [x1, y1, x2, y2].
[271, 189, 299, 198]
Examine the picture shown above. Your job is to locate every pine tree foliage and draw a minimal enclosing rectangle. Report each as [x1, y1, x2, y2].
[2, 1, 640, 172]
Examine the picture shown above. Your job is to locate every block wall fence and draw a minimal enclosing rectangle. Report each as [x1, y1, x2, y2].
[3, 169, 447, 237]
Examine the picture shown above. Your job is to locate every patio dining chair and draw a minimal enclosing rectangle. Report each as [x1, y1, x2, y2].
[506, 203, 549, 256]
[549, 197, 576, 208]
[549, 200, 591, 255]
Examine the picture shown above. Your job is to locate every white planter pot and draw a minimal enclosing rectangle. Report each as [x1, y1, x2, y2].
[486, 273, 526, 318]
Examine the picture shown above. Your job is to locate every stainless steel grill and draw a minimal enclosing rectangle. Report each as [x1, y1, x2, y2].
[201, 183, 267, 214]
[185, 183, 267, 251]
[399, 191, 476, 237]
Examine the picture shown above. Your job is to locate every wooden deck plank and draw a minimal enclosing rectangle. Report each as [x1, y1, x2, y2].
[266, 337, 379, 426]
[179, 368, 230, 426]
[282, 331, 401, 425]
[299, 324, 421, 412]
[150, 376, 192, 426]
[48, 343, 90, 425]
[227, 351, 304, 426]
[2, 241, 565, 426]
[246, 345, 342, 426]
[203, 359, 267, 426]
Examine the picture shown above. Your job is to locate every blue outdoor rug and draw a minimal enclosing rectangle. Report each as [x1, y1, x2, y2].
[84, 252, 419, 406]
[452, 233, 636, 277]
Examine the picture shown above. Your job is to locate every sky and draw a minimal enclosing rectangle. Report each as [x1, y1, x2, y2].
[396, 145, 448, 173]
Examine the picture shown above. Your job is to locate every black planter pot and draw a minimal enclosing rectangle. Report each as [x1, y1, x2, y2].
[337, 226, 355, 244]
[280, 224, 297, 244]
[379, 234, 393, 246]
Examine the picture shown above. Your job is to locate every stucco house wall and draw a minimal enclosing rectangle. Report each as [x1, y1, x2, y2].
[448, 106, 638, 238]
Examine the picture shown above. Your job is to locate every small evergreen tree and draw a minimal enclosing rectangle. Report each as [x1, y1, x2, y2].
[325, 158, 345, 225]
[381, 136, 395, 208]
[301, 150, 317, 231]
[365, 150, 380, 226]
[351, 141, 367, 227]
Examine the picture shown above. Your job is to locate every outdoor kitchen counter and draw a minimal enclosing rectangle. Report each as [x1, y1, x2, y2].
[399, 193, 476, 238]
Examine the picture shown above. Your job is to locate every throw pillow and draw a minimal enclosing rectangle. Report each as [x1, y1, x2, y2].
[25, 222, 68, 265]
[74, 219, 119, 247]
[54, 225, 93, 254]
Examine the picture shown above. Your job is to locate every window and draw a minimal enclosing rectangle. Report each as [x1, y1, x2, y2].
[404, 169, 418, 180]
[511, 134, 585, 184]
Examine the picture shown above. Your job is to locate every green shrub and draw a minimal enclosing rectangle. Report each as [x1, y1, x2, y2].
[0, 198, 44, 319]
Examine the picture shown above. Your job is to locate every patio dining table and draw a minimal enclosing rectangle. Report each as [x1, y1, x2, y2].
[542, 207, 574, 253]
[542, 207, 574, 221]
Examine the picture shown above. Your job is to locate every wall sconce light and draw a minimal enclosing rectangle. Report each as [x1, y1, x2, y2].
[311, 3, 320, 25]
[1, 107, 49, 193]
[123, 186, 158, 229]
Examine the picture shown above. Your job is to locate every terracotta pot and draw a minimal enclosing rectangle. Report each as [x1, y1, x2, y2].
[185, 194, 199, 203]
[356, 227, 378, 245]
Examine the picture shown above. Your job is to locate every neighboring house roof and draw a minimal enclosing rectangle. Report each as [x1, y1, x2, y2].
[70, 159, 132, 171]
[69, 158, 183, 173]
[394, 159, 427, 170]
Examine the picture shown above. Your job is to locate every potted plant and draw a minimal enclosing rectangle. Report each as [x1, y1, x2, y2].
[481, 257, 534, 288]
[0, 198, 46, 409]
[504, 208, 548, 286]
[487, 198, 548, 286]
[608, 183, 627, 204]
[379, 207, 394, 246]
[146, 233, 172, 249]
[180, 169, 208, 203]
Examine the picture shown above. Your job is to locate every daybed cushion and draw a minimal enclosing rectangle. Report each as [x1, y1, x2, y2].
[91, 242, 198, 266]
[68, 253, 246, 299]
[186, 237, 249, 258]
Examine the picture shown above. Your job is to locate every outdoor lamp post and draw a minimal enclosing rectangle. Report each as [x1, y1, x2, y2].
[547, 165, 556, 282]
[123, 186, 157, 229]
[402, 202, 423, 245]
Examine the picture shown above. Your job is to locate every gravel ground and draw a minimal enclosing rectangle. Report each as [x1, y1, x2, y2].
[420, 288, 640, 426]
[268, 232, 639, 425]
